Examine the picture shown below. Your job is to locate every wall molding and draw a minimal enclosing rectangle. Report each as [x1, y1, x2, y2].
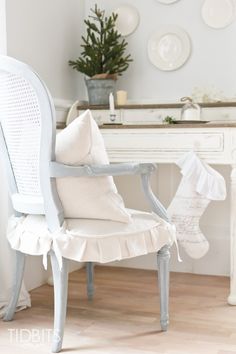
[0, 0, 7, 54]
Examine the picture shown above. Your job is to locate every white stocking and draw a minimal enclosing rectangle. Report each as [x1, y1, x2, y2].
[167, 151, 226, 259]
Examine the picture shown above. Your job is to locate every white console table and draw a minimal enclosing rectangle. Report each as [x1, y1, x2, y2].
[99, 122, 236, 305]
[64, 103, 236, 305]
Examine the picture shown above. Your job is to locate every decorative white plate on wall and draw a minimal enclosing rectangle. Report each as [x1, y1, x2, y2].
[156, 0, 179, 4]
[202, 0, 236, 29]
[114, 5, 140, 36]
[147, 26, 191, 71]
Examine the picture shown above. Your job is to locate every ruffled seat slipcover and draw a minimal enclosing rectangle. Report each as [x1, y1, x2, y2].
[7, 209, 176, 269]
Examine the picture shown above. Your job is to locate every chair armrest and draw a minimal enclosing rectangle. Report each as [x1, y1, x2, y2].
[50, 162, 156, 178]
[50, 161, 169, 222]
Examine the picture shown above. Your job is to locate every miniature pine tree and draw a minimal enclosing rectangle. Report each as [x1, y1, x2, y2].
[69, 5, 132, 79]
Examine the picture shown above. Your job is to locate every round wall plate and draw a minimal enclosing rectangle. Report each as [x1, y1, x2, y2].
[156, 0, 180, 4]
[202, 0, 236, 29]
[147, 26, 191, 71]
[114, 5, 140, 36]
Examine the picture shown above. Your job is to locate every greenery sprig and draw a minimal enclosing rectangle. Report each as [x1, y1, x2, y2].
[163, 116, 177, 124]
[69, 5, 133, 78]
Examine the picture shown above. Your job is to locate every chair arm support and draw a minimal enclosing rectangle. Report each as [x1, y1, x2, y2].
[50, 162, 156, 178]
[140, 173, 170, 222]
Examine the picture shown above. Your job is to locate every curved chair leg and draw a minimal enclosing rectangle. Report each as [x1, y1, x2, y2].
[3, 250, 26, 321]
[86, 262, 94, 300]
[50, 252, 69, 353]
[157, 246, 170, 331]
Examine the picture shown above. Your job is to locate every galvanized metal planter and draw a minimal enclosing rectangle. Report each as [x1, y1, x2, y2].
[85, 78, 116, 105]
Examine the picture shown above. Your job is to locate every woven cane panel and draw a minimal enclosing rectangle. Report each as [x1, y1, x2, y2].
[0, 70, 42, 196]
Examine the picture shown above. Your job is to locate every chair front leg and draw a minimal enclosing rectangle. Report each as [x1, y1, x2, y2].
[3, 250, 26, 321]
[157, 245, 170, 331]
[86, 262, 94, 301]
[50, 251, 68, 353]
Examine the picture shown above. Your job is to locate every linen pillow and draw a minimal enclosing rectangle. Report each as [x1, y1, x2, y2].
[55, 109, 131, 223]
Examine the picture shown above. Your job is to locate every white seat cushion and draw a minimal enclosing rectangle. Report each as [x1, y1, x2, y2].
[56, 109, 131, 223]
[7, 210, 175, 266]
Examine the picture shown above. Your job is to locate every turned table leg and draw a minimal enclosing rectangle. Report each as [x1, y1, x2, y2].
[228, 165, 236, 305]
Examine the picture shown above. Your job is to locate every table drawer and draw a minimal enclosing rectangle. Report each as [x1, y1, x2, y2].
[102, 131, 224, 152]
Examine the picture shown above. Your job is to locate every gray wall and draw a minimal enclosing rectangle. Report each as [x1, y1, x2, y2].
[6, 0, 86, 100]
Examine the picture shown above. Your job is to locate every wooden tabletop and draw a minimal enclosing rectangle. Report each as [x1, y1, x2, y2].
[100, 122, 236, 129]
[77, 102, 236, 110]
[57, 121, 236, 130]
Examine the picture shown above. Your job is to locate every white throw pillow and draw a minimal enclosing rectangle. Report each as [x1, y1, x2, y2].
[55, 110, 131, 223]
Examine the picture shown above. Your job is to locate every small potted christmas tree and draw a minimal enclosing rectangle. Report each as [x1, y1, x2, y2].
[69, 5, 132, 105]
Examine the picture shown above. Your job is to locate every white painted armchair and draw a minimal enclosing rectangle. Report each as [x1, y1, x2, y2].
[0, 56, 175, 353]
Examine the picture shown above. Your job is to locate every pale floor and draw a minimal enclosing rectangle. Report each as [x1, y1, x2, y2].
[1, 266, 236, 354]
